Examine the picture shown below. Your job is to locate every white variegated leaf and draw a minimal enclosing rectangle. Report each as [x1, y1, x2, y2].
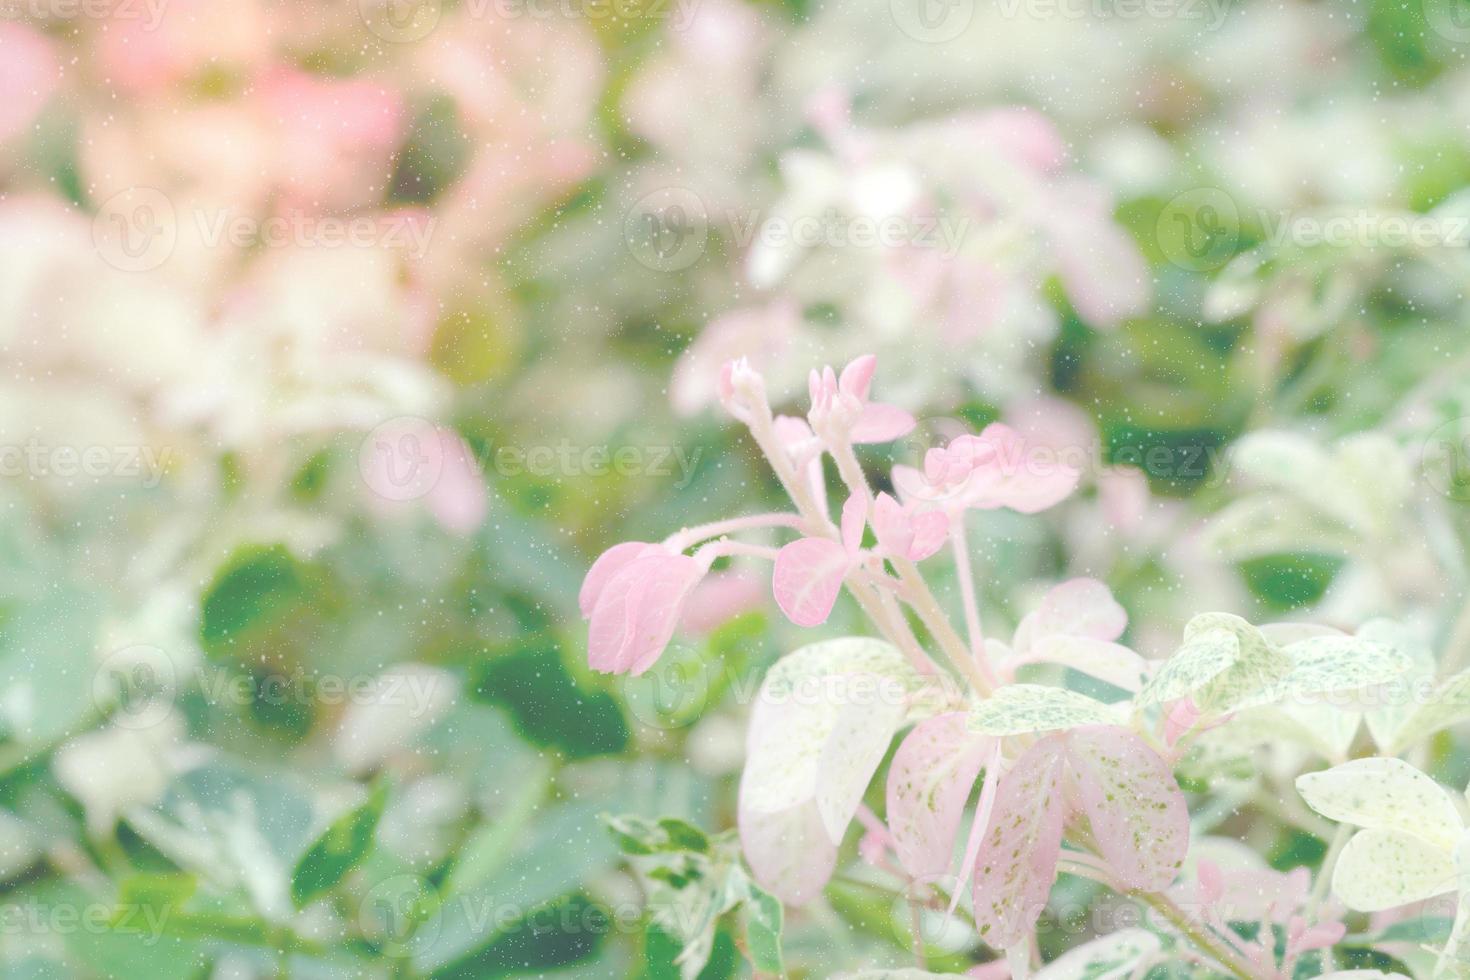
[1359, 619, 1436, 751]
[1297, 758, 1464, 850]
[1386, 668, 1470, 755]
[1240, 634, 1410, 710]
[815, 695, 908, 843]
[967, 684, 1122, 736]
[1331, 828, 1457, 911]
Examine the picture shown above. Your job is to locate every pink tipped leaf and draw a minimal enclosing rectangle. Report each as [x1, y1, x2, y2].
[886, 713, 993, 879]
[972, 736, 1068, 948]
[1064, 725, 1190, 892]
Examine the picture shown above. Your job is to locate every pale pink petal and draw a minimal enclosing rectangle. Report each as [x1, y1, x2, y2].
[968, 107, 1067, 173]
[670, 301, 798, 416]
[772, 538, 852, 627]
[1026, 636, 1149, 692]
[619, 554, 705, 675]
[1065, 726, 1190, 892]
[972, 736, 1068, 948]
[0, 25, 60, 144]
[678, 570, 765, 635]
[891, 465, 930, 503]
[907, 510, 950, 561]
[424, 430, 489, 535]
[838, 353, 877, 401]
[1033, 578, 1128, 642]
[586, 561, 652, 672]
[957, 423, 1081, 514]
[886, 713, 993, 879]
[580, 541, 657, 618]
[871, 492, 911, 557]
[1287, 918, 1345, 956]
[851, 402, 917, 443]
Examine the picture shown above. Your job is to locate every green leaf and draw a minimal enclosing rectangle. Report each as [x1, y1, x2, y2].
[290, 781, 388, 908]
[114, 873, 197, 924]
[199, 544, 337, 663]
[743, 883, 783, 976]
[471, 644, 629, 758]
[1034, 928, 1162, 979]
[1137, 613, 1291, 714]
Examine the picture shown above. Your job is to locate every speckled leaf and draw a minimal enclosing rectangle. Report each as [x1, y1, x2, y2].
[760, 637, 921, 701]
[1331, 828, 1457, 911]
[1386, 667, 1470, 755]
[816, 693, 908, 843]
[1065, 726, 1189, 892]
[1247, 634, 1410, 708]
[971, 736, 1067, 947]
[967, 684, 1121, 736]
[1034, 928, 1162, 979]
[1138, 613, 1290, 714]
[737, 796, 836, 907]
[886, 713, 992, 878]
[1134, 621, 1237, 708]
[1359, 620, 1436, 751]
[1296, 758, 1463, 850]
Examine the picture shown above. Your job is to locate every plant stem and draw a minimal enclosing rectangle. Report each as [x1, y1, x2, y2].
[1135, 889, 1262, 980]
[663, 512, 807, 552]
[948, 515, 998, 688]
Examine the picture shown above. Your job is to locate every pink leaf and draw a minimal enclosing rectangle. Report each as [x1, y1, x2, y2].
[587, 553, 703, 675]
[1065, 725, 1190, 892]
[772, 537, 852, 627]
[908, 509, 950, 560]
[962, 423, 1080, 514]
[886, 713, 993, 879]
[838, 353, 877, 401]
[851, 401, 916, 443]
[580, 541, 656, 618]
[972, 737, 1068, 948]
[620, 554, 704, 675]
[738, 799, 837, 906]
